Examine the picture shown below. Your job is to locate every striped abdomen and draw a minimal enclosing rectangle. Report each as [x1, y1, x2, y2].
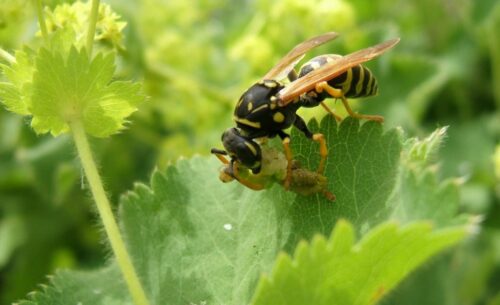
[298, 54, 378, 98]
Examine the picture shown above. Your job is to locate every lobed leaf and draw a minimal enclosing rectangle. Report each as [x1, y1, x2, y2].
[0, 49, 36, 115]
[287, 116, 401, 243]
[18, 265, 130, 305]
[250, 220, 467, 305]
[30, 47, 144, 137]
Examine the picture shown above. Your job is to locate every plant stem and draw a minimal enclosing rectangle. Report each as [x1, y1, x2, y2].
[35, 0, 48, 40]
[86, 0, 100, 54]
[0, 48, 15, 64]
[70, 120, 151, 305]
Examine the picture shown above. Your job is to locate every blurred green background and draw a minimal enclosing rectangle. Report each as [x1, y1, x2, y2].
[0, 0, 498, 304]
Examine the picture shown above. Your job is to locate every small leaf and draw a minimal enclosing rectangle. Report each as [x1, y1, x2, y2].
[30, 47, 145, 137]
[250, 220, 467, 305]
[0, 49, 36, 115]
[389, 127, 467, 227]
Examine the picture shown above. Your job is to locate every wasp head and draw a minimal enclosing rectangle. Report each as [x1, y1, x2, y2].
[221, 128, 262, 174]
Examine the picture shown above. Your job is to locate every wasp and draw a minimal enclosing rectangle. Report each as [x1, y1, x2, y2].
[211, 32, 399, 190]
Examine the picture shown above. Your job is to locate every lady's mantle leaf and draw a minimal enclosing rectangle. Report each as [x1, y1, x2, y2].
[30, 47, 144, 137]
[287, 116, 402, 243]
[18, 265, 131, 305]
[0, 49, 36, 115]
[250, 220, 467, 305]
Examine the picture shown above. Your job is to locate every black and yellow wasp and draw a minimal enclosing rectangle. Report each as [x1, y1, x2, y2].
[211, 32, 399, 191]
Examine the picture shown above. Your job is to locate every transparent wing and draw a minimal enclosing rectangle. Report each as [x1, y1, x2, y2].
[277, 38, 400, 106]
[262, 32, 340, 81]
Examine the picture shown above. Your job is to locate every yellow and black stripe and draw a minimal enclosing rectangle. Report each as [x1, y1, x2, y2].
[298, 55, 378, 98]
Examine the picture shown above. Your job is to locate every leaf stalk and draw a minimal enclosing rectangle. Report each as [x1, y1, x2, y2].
[35, 0, 49, 40]
[86, 0, 100, 54]
[70, 120, 151, 305]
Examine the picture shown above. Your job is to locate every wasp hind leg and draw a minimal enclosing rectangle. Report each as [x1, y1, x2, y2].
[315, 81, 384, 123]
[293, 116, 328, 174]
[320, 101, 342, 122]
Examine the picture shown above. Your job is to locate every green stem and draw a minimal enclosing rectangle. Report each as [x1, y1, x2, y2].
[0, 47, 15, 64]
[35, 0, 48, 40]
[86, 0, 100, 54]
[70, 120, 151, 305]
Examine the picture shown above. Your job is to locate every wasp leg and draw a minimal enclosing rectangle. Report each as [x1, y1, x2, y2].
[313, 82, 342, 121]
[294, 115, 328, 174]
[320, 101, 343, 122]
[340, 96, 384, 123]
[281, 139, 293, 190]
[231, 160, 265, 190]
[315, 81, 384, 123]
[211, 149, 265, 190]
[277, 131, 293, 190]
[211, 148, 230, 164]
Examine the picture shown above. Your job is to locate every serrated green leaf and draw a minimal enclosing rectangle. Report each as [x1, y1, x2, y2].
[390, 170, 462, 226]
[0, 50, 36, 115]
[288, 116, 401, 241]
[119, 157, 295, 305]
[389, 127, 465, 227]
[250, 220, 467, 305]
[18, 265, 131, 305]
[382, 127, 477, 305]
[30, 47, 144, 137]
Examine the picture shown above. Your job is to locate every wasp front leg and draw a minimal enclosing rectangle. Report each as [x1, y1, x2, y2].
[230, 160, 266, 190]
[315, 81, 384, 123]
[211, 148, 265, 190]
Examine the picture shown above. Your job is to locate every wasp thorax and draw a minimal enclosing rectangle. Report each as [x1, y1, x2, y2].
[236, 81, 284, 115]
[221, 128, 262, 172]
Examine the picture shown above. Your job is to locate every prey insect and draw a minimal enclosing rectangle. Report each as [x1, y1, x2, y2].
[217, 143, 336, 201]
[211, 32, 399, 191]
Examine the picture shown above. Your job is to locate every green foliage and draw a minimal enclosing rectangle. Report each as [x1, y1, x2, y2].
[0, 49, 35, 115]
[30, 47, 143, 137]
[16, 118, 471, 305]
[389, 127, 463, 226]
[43, 1, 126, 51]
[1, 46, 144, 137]
[251, 221, 465, 305]
[0, 0, 498, 304]
[0, 0, 139, 137]
[289, 117, 401, 235]
[18, 265, 131, 305]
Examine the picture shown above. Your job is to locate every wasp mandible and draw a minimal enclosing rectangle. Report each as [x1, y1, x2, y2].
[211, 32, 400, 191]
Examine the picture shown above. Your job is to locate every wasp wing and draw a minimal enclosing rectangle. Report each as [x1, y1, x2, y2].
[277, 38, 400, 106]
[262, 32, 340, 81]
